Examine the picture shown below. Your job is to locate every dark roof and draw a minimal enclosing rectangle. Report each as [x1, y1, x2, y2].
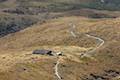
[32, 49, 53, 56]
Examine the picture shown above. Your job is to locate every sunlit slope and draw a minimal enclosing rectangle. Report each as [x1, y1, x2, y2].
[0, 16, 98, 50]
[0, 16, 119, 50]
[0, 16, 120, 80]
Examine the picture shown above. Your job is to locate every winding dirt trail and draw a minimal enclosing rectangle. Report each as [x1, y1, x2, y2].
[54, 58, 62, 80]
[54, 23, 105, 80]
[69, 23, 77, 38]
[81, 34, 104, 57]
[69, 23, 105, 57]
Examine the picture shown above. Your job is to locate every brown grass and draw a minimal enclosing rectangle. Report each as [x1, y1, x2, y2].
[0, 16, 120, 80]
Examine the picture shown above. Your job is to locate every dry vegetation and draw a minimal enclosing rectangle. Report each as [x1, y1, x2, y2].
[0, 16, 119, 80]
[0, 0, 120, 80]
[1, 0, 120, 39]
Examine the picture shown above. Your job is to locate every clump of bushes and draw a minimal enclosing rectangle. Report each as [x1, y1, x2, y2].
[2, 0, 120, 15]
[0, 13, 38, 37]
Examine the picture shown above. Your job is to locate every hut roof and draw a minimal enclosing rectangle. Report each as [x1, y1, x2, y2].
[32, 49, 53, 56]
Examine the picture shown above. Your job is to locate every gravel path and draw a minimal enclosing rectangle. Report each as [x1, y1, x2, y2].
[69, 23, 105, 57]
[54, 58, 62, 80]
[54, 23, 105, 80]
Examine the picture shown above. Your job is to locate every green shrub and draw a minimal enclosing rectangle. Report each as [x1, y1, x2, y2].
[0, 14, 38, 37]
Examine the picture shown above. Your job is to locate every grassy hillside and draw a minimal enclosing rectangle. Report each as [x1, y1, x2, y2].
[0, 16, 120, 80]
[0, 0, 120, 37]
[0, 1, 120, 79]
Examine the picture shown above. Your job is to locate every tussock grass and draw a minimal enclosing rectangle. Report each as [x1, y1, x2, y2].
[0, 16, 120, 80]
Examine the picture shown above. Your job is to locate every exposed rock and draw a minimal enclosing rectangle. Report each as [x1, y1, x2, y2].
[81, 70, 120, 80]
